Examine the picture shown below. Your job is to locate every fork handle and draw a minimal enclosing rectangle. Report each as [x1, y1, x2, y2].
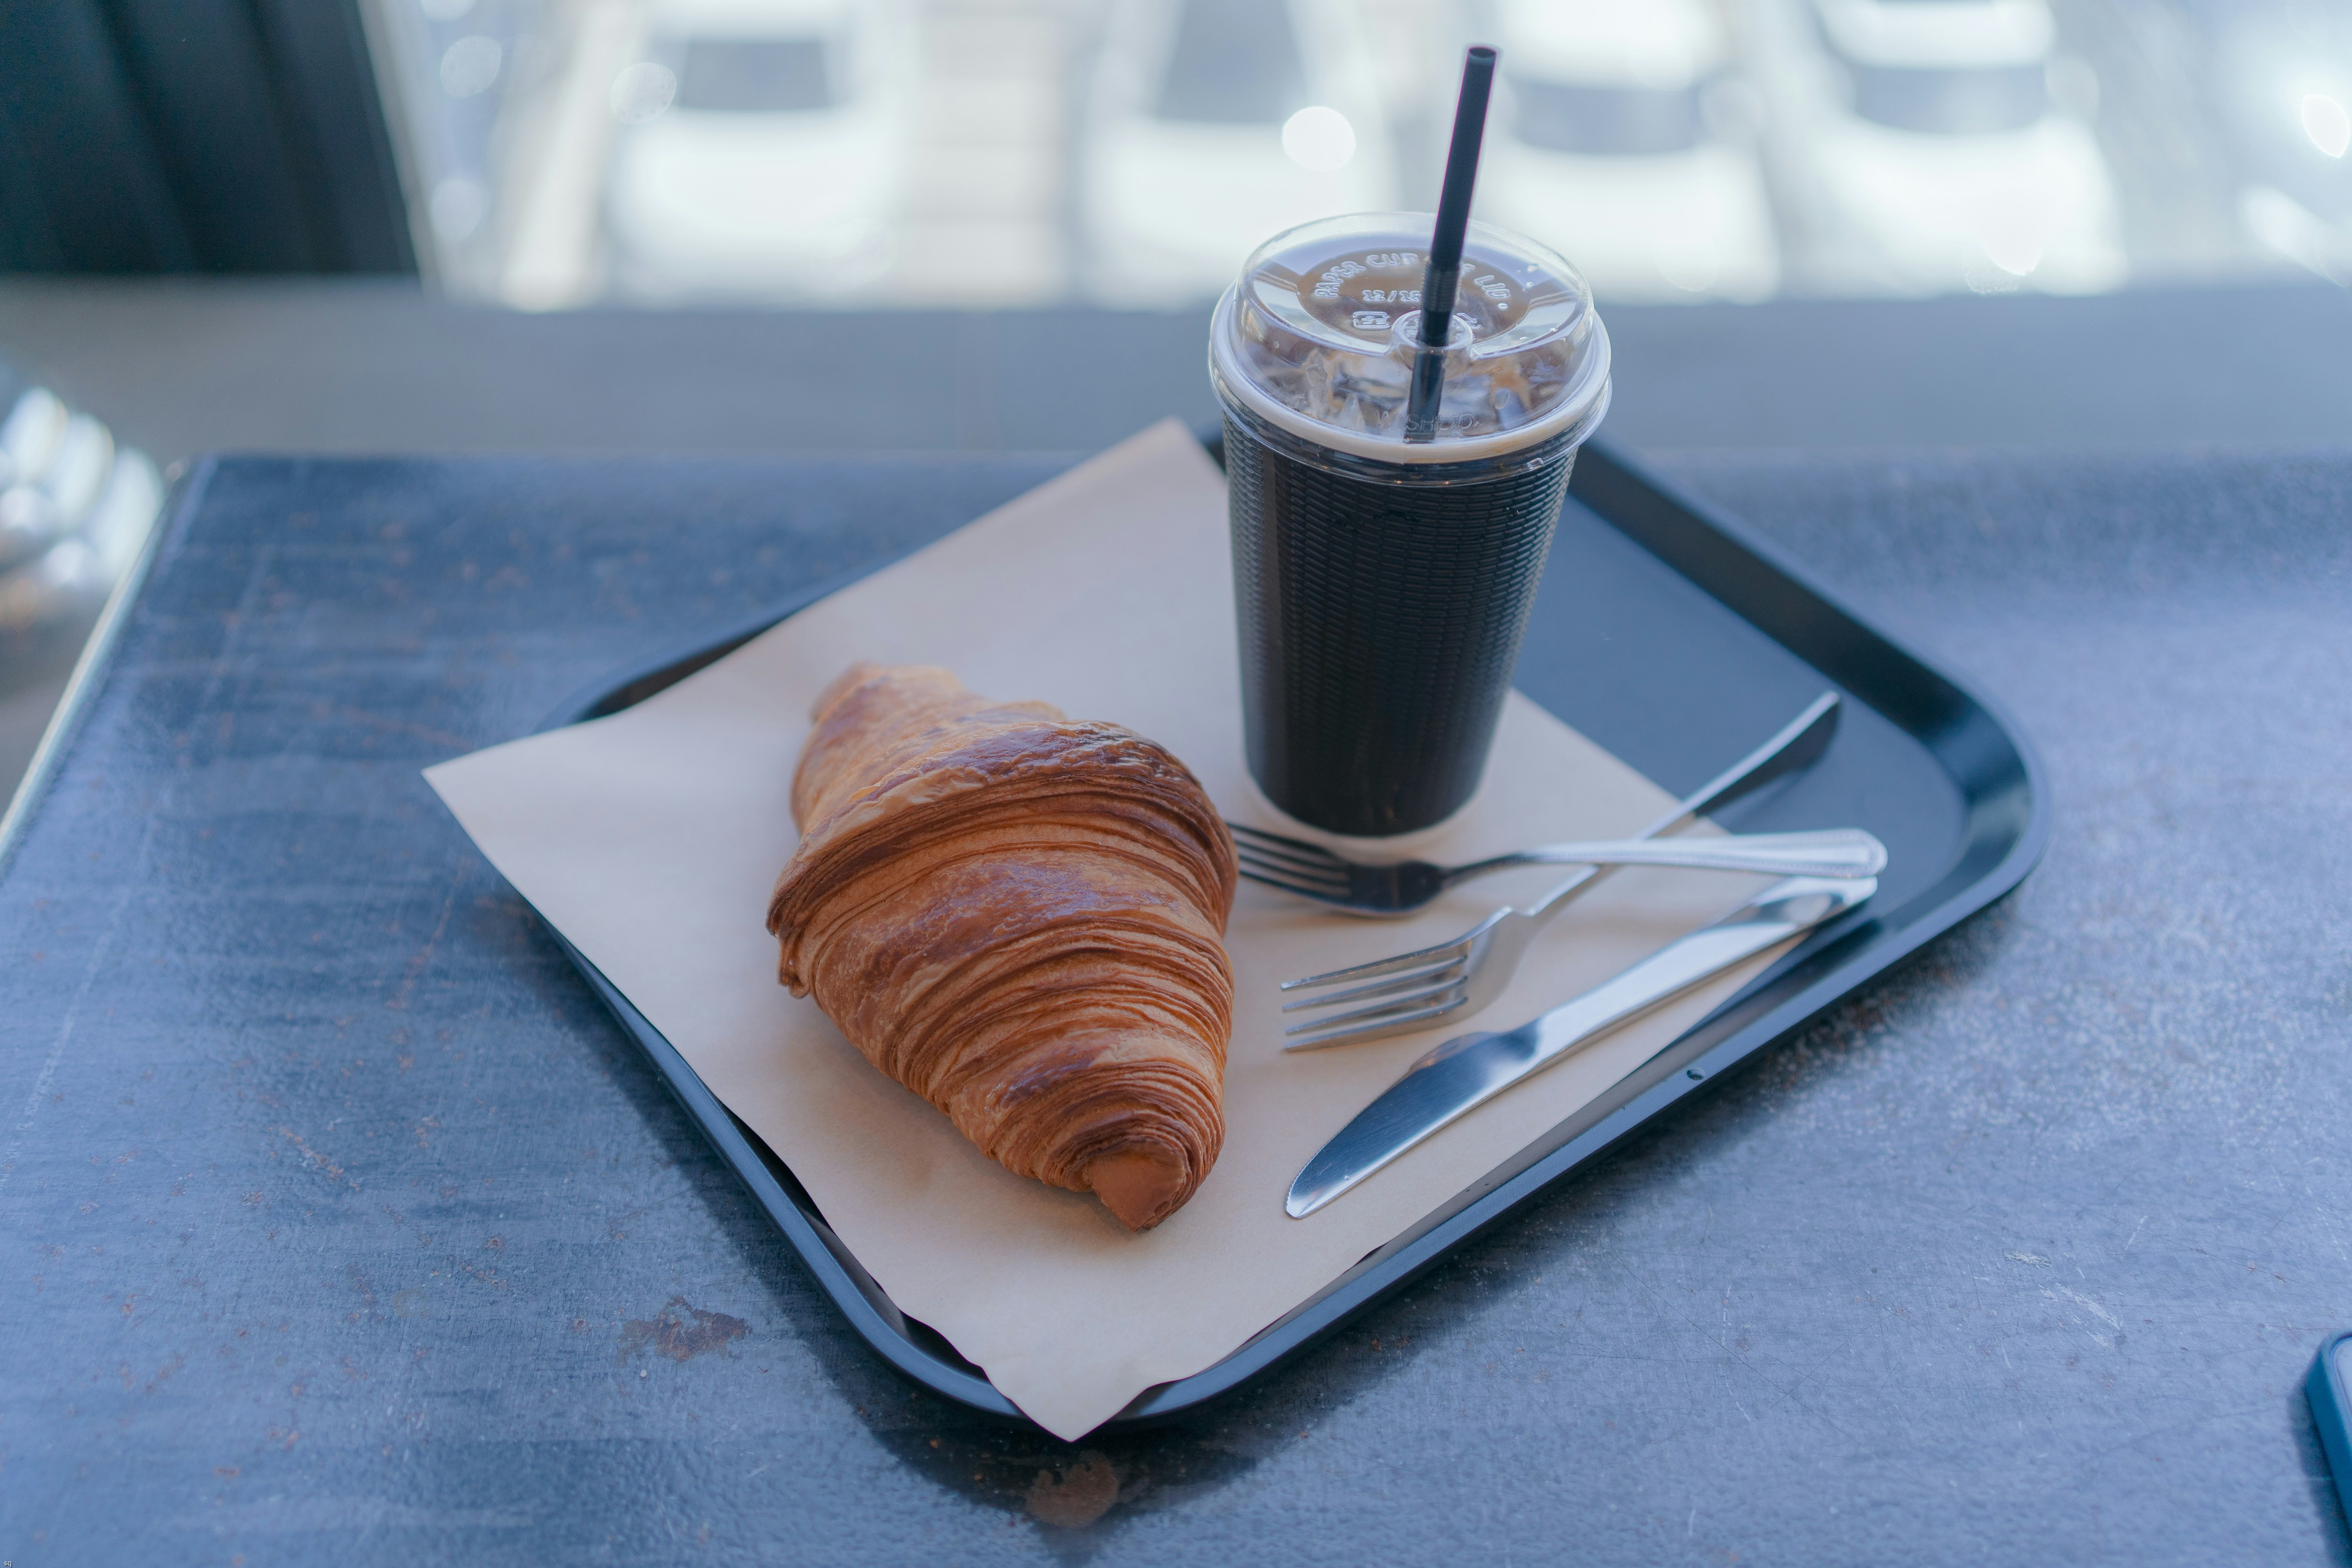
[1446, 829, 1887, 885]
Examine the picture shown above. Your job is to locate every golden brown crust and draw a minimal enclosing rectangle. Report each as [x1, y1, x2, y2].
[768, 662, 1237, 1230]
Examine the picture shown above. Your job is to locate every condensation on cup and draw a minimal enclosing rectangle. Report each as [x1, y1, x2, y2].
[1209, 212, 1613, 838]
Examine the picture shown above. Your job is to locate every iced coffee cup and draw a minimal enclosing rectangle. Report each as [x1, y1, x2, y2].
[1209, 211, 1612, 838]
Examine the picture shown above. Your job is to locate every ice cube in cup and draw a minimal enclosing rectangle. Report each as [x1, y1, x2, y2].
[1212, 212, 1609, 457]
[1208, 211, 1612, 836]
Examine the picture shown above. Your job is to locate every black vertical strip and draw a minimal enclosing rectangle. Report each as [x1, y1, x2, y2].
[1405, 46, 1497, 442]
[0, 0, 195, 271]
[1416, 47, 1498, 348]
[246, 0, 415, 272]
[0, 97, 71, 271]
[0, 0, 411, 273]
[98, 0, 324, 270]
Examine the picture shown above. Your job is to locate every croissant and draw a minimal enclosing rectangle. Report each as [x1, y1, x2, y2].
[767, 663, 1238, 1230]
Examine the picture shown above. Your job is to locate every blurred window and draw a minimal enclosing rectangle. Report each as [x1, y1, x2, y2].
[1507, 77, 1708, 156]
[1844, 62, 2049, 135]
[360, 0, 2344, 307]
[1155, 0, 1305, 125]
[673, 37, 837, 114]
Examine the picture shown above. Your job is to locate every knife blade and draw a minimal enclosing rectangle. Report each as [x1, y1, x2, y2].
[1285, 875, 1877, 1218]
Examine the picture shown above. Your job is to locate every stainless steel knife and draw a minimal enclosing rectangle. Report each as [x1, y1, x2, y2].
[1285, 874, 1878, 1218]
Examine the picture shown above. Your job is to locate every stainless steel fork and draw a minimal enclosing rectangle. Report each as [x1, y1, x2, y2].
[1230, 823, 1883, 915]
[1278, 691, 1850, 1050]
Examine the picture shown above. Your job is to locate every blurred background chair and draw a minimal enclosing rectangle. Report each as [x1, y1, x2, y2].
[0, 0, 411, 275]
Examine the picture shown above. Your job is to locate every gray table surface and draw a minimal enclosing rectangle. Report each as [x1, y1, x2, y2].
[11, 275, 2352, 808]
[8, 278, 2352, 470]
[1, 441, 2347, 1566]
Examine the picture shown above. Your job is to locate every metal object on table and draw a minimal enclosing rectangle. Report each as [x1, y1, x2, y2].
[515, 439, 2043, 1432]
[1287, 874, 1879, 1217]
[0, 384, 164, 643]
[0, 385, 69, 489]
[1279, 692, 1844, 1050]
[1231, 821, 1884, 915]
[2307, 1331, 2352, 1528]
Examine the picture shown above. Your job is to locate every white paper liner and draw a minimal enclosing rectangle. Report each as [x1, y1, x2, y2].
[425, 420, 1789, 1439]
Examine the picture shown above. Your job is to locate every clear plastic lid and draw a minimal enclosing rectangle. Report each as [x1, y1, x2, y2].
[1210, 212, 1611, 467]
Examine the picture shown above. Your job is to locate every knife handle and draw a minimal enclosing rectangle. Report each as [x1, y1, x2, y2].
[1469, 828, 1887, 882]
[1518, 876, 1871, 1071]
[1289, 877, 1876, 1219]
[1404, 877, 1874, 1130]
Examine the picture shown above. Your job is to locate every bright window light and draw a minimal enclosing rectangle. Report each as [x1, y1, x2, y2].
[2303, 94, 2350, 159]
[611, 62, 678, 125]
[438, 35, 500, 99]
[1281, 106, 1357, 173]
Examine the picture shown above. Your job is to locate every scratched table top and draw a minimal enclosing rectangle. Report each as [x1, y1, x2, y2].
[2, 444, 2349, 1567]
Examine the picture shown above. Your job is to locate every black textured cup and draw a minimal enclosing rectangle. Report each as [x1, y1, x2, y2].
[1210, 211, 1610, 832]
[1223, 403, 1579, 837]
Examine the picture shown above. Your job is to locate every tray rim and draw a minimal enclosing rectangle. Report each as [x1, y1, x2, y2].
[531, 435, 2051, 1432]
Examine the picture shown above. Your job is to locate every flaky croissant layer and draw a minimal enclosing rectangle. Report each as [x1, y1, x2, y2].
[768, 663, 1237, 1230]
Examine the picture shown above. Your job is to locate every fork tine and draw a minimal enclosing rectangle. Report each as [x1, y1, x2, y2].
[1230, 837, 1357, 877]
[1279, 956, 1465, 1013]
[1278, 916, 1494, 991]
[1226, 821, 1347, 863]
[1234, 852, 1349, 893]
[1283, 999, 1469, 1052]
[1236, 867, 1358, 906]
[1234, 842, 1347, 877]
[1281, 976, 1468, 1033]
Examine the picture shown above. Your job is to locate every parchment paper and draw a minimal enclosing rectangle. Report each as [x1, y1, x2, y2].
[425, 419, 1789, 1439]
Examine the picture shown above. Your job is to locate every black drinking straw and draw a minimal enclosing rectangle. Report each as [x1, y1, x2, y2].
[1406, 46, 1499, 443]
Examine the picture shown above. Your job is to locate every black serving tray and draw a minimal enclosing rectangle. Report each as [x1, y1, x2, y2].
[536, 436, 2048, 1430]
